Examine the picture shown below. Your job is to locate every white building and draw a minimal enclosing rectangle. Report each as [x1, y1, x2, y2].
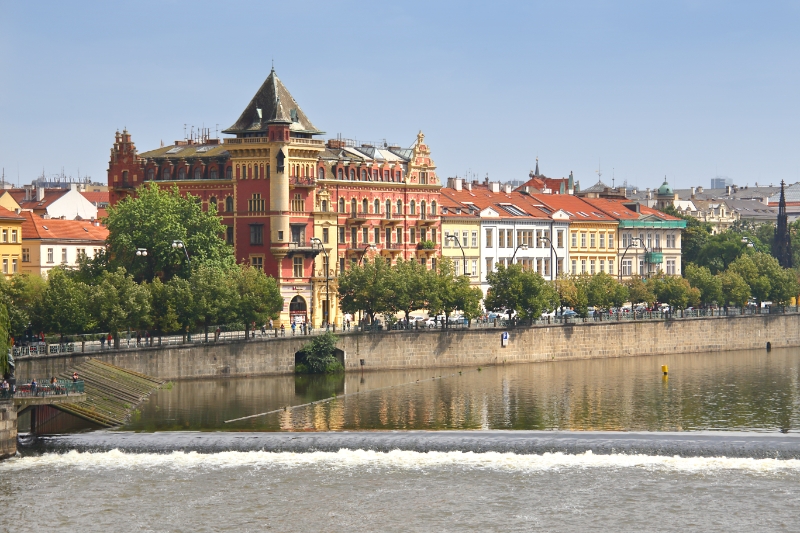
[20, 211, 108, 278]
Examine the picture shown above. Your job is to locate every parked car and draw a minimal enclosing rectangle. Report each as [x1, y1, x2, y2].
[559, 309, 578, 318]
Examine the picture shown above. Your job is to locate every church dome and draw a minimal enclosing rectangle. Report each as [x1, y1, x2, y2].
[658, 180, 673, 196]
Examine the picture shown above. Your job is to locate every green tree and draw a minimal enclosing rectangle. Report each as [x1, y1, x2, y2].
[388, 259, 432, 325]
[147, 277, 182, 342]
[694, 232, 748, 274]
[39, 267, 91, 335]
[485, 264, 558, 322]
[718, 270, 750, 308]
[104, 182, 234, 282]
[662, 204, 712, 267]
[684, 263, 722, 307]
[586, 272, 628, 311]
[232, 265, 284, 332]
[624, 276, 656, 307]
[0, 301, 10, 377]
[297, 331, 341, 374]
[0, 274, 46, 335]
[337, 258, 393, 326]
[90, 268, 151, 347]
[191, 263, 237, 341]
[652, 275, 700, 310]
[428, 258, 483, 326]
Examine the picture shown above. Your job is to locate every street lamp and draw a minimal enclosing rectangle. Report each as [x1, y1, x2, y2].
[741, 237, 754, 248]
[445, 234, 468, 276]
[172, 240, 191, 268]
[310, 237, 331, 327]
[135, 248, 148, 257]
[540, 236, 558, 281]
[510, 243, 529, 262]
[619, 237, 645, 281]
[357, 244, 377, 265]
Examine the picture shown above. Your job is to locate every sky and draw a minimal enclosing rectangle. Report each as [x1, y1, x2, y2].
[1, 1, 799, 191]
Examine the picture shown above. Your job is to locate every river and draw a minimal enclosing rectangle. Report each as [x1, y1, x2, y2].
[4, 347, 800, 531]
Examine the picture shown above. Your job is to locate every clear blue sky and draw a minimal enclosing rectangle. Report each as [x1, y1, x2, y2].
[1, 1, 798, 190]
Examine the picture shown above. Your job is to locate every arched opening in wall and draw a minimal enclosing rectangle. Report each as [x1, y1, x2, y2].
[318, 167, 325, 180]
[209, 167, 218, 179]
[147, 169, 154, 181]
[350, 198, 357, 216]
[290, 295, 308, 325]
[225, 196, 234, 213]
[374, 199, 380, 214]
[178, 168, 186, 180]
[194, 168, 202, 179]
[209, 197, 218, 212]
[362, 199, 368, 213]
[338, 198, 345, 213]
[321, 200, 328, 212]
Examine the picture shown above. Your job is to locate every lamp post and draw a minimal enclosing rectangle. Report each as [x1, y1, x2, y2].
[135, 248, 148, 257]
[540, 236, 558, 281]
[741, 237, 754, 248]
[445, 234, 468, 276]
[172, 240, 191, 268]
[510, 243, 529, 263]
[358, 244, 377, 266]
[619, 237, 645, 281]
[310, 237, 330, 327]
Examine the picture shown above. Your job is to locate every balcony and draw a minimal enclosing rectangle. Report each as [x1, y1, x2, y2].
[346, 211, 369, 224]
[381, 214, 402, 226]
[644, 251, 663, 264]
[286, 240, 324, 258]
[289, 138, 325, 147]
[417, 213, 440, 226]
[290, 176, 316, 188]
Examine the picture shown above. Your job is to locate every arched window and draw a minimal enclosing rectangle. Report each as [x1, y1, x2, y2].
[225, 196, 234, 213]
[339, 198, 345, 213]
[209, 197, 218, 212]
[385, 200, 391, 218]
[178, 168, 186, 180]
[254, 165, 259, 179]
[350, 198, 357, 215]
[236, 165, 240, 179]
[225, 167, 232, 180]
[361, 170, 367, 181]
[147, 169, 154, 181]
[162, 168, 170, 180]
[397, 200, 403, 214]
[337, 168, 343, 180]
[410, 200, 416, 215]
[318, 167, 325, 180]
[349, 169, 355, 180]
[420, 201, 426, 217]
[362, 199, 368, 213]
[194, 168, 202, 179]
[431, 201, 437, 215]
[374, 199, 380, 214]
[209, 167, 218, 180]
[321, 200, 328, 212]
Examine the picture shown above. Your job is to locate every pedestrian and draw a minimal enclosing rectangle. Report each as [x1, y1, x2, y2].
[346, 318, 351, 332]
[136, 331, 141, 347]
[261, 323, 266, 336]
[107, 333, 113, 348]
[146, 331, 151, 346]
[280, 324, 285, 337]
[291, 321, 296, 336]
[100, 335, 105, 350]
[269, 318, 274, 330]
[30, 378, 37, 396]
[72, 372, 79, 383]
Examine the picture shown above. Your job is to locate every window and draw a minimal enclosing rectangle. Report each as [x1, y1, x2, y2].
[667, 259, 676, 275]
[590, 260, 595, 275]
[581, 233, 586, 248]
[374, 227, 380, 244]
[251, 256, 263, 271]
[363, 227, 369, 243]
[383, 170, 389, 181]
[462, 231, 469, 248]
[599, 233, 605, 249]
[178, 168, 186, 180]
[499, 229, 505, 248]
[444, 231, 451, 247]
[544, 259, 550, 277]
[351, 228, 357, 244]
[339, 257, 345, 273]
[431, 201, 437, 215]
[581, 259, 586, 274]
[339, 227, 345, 243]
[454, 259, 460, 276]
[571, 259, 577, 274]
[322, 228, 329, 244]
[194, 168, 202, 179]
[241, 166, 247, 179]
[249, 193, 266, 212]
[397, 200, 403, 214]
[163, 168, 170, 180]
[647, 233, 652, 249]
[600, 259, 605, 273]
[571, 232, 577, 247]
[472, 260, 477, 276]
[318, 167, 325, 180]
[2, 259, 6, 274]
[471, 231, 477, 247]
[410, 228, 416, 244]
[385, 200, 392, 218]
[349, 169, 355, 180]
[361, 170, 367, 181]
[507, 229, 514, 248]
[486, 258, 494, 276]
[667, 234, 675, 248]
[225, 167, 232, 180]
[292, 193, 304, 212]
[22, 248, 29, 262]
[339, 198, 346, 213]
[622, 260, 631, 276]
[1, 230, 6, 242]
[410, 200, 416, 215]
[608, 233, 615, 249]
[374, 199, 380, 214]
[639, 260, 645, 275]
[557, 230, 564, 248]
[321, 200, 328, 212]
[590, 233, 595, 248]
[396, 227, 403, 244]
[209, 168, 218, 179]
[293, 256, 303, 278]
[420, 228, 427, 242]
[486, 229, 493, 248]
[386, 228, 392, 245]
[226, 226, 234, 245]
[557, 259, 563, 275]
[11, 259, 17, 273]
[278, 230, 284, 241]
[62, 248, 68, 263]
[337, 168, 343, 180]
[147, 169, 154, 181]
[608, 260, 614, 275]
[225, 196, 234, 213]
[250, 225, 264, 245]
[431, 229, 436, 243]
[655, 234, 661, 249]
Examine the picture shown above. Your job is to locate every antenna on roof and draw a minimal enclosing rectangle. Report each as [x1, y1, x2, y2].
[596, 159, 602, 183]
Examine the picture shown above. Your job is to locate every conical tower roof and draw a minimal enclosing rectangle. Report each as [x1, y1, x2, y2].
[223, 69, 324, 135]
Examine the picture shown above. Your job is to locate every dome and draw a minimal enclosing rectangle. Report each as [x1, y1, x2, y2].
[658, 180, 673, 196]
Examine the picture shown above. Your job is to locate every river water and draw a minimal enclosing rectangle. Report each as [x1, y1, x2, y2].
[4, 347, 800, 531]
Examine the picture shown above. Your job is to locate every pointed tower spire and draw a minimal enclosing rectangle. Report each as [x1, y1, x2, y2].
[773, 180, 792, 268]
[534, 157, 539, 177]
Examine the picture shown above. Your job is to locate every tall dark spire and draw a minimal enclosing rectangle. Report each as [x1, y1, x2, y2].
[534, 157, 540, 177]
[773, 180, 792, 268]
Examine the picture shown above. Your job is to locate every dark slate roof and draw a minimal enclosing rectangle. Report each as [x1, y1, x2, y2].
[139, 144, 229, 160]
[223, 69, 323, 136]
[581, 180, 611, 193]
[723, 199, 778, 221]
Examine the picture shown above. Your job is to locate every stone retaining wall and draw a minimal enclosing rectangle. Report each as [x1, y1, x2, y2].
[15, 314, 799, 381]
[0, 400, 17, 459]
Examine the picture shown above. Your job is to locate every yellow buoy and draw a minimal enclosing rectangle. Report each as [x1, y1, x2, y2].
[661, 365, 668, 375]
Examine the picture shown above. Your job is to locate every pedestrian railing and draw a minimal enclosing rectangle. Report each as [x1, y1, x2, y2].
[4, 379, 84, 399]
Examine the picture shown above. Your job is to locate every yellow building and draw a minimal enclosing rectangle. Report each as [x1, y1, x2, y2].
[439, 188, 481, 287]
[0, 207, 25, 277]
[0, 192, 20, 214]
[533, 194, 619, 276]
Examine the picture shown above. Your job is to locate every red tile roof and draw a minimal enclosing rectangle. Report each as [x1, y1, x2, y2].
[528, 194, 614, 222]
[0, 206, 24, 221]
[581, 198, 681, 221]
[441, 185, 552, 219]
[515, 176, 571, 193]
[9, 189, 68, 210]
[20, 212, 108, 242]
[80, 191, 110, 205]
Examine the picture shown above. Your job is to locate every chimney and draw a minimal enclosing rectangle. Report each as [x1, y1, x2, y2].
[455, 178, 463, 191]
[490, 182, 500, 193]
[504, 184, 512, 194]
[465, 181, 472, 191]
[725, 185, 731, 195]
[690, 187, 695, 198]
[14, 208, 20, 215]
[70, 183, 78, 192]
[36, 187, 45, 202]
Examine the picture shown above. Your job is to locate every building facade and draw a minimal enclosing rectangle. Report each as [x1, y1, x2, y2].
[0, 207, 23, 278]
[107, 69, 442, 327]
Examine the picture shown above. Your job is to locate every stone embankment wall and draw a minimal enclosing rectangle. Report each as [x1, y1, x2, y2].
[0, 400, 17, 459]
[15, 314, 799, 381]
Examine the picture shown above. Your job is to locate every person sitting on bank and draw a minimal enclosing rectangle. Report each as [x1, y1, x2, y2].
[72, 372, 79, 383]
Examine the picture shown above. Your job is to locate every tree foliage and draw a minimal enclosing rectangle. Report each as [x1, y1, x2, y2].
[684, 264, 722, 306]
[90, 267, 151, 347]
[485, 264, 558, 322]
[297, 331, 341, 374]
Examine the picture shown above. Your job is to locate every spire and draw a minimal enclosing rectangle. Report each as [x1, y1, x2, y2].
[773, 180, 792, 268]
[534, 157, 539, 177]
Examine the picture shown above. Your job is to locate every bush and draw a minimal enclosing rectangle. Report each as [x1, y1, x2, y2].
[296, 332, 342, 374]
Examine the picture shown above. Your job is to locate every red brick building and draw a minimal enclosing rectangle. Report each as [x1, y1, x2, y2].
[107, 69, 442, 327]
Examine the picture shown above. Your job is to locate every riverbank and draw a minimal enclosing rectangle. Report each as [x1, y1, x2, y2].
[15, 313, 799, 381]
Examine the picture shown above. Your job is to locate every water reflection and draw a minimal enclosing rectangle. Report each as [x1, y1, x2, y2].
[122, 347, 800, 433]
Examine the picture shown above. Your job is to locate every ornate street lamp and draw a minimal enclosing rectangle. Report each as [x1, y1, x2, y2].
[172, 240, 191, 268]
[135, 248, 148, 257]
[445, 234, 468, 276]
[510, 243, 529, 262]
[357, 244, 378, 265]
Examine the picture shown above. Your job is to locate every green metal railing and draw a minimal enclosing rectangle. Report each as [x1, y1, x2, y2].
[7, 379, 84, 398]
